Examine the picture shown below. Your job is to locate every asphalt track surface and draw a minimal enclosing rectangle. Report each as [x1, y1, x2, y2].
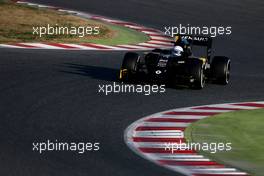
[0, 0, 264, 175]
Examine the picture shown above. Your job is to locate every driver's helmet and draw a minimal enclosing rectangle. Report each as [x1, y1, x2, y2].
[172, 46, 183, 56]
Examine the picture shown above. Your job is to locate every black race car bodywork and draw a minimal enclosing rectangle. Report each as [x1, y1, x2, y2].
[119, 35, 230, 89]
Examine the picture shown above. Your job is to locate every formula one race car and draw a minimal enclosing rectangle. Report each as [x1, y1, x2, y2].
[119, 35, 230, 89]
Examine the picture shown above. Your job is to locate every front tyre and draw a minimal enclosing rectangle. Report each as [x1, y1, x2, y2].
[211, 56, 231, 85]
[119, 52, 140, 81]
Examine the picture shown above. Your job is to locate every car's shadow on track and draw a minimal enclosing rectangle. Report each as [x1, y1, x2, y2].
[59, 63, 119, 82]
[59, 63, 200, 90]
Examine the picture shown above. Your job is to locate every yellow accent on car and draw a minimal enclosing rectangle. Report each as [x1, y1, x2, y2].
[119, 69, 128, 79]
[175, 36, 179, 42]
[199, 57, 206, 64]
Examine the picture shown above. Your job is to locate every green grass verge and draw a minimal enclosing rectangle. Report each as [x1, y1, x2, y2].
[0, 0, 9, 3]
[0, 1, 149, 45]
[185, 109, 264, 176]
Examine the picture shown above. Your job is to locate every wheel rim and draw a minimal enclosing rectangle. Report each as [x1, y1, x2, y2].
[225, 61, 231, 84]
[200, 69, 205, 88]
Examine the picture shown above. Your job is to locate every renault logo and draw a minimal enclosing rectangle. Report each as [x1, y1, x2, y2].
[155, 70, 162, 74]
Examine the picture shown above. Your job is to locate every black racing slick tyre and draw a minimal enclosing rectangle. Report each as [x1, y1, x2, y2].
[211, 56, 231, 85]
[120, 52, 140, 81]
[190, 60, 205, 89]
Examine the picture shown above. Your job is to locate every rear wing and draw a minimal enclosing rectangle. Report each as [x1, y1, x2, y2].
[173, 35, 213, 60]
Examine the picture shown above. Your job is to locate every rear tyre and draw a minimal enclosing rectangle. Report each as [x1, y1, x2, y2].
[190, 60, 205, 89]
[120, 52, 140, 81]
[211, 56, 231, 85]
